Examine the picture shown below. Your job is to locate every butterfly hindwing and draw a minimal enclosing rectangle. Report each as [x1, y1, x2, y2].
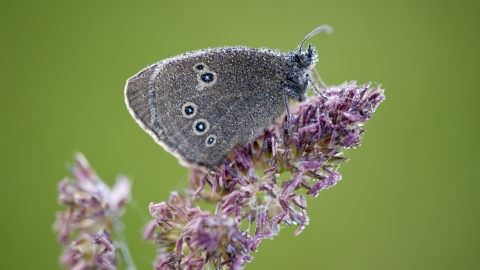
[126, 47, 288, 165]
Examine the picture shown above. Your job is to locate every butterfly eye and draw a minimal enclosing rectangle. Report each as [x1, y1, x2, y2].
[200, 73, 214, 83]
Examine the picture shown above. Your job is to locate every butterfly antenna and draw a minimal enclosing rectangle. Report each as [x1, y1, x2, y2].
[298, 25, 333, 53]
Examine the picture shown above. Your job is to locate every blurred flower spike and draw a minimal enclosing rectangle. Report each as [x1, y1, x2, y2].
[143, 82, 385, 269]
[53, 153, 132, 270]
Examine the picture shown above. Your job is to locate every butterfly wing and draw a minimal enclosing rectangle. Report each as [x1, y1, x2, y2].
[125, 47, 288, 166]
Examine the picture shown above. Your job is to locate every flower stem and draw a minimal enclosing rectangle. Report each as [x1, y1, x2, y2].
[113, 215, 137, 270]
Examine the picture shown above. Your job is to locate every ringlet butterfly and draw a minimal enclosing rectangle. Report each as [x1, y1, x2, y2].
[125, 25, 332, 166]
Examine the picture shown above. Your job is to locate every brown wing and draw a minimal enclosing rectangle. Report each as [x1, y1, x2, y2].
[125, 47, 288, 166]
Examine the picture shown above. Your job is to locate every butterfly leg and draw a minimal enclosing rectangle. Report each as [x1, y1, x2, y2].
[312, 68, 327, 89]
[308, 70, 327, 99]
[282, 89, 293, 133]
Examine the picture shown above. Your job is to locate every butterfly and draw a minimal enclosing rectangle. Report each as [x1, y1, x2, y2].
[125, 25, 332, 166]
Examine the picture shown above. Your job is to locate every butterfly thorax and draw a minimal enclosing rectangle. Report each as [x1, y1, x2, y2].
[281, 44, 319, 102]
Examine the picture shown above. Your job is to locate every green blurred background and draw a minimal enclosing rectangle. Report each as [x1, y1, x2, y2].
[1, 0, 479, 269]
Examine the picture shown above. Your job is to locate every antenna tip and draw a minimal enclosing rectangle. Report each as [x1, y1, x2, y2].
[315, 25, 334, 34]
[298, 24, 334, 52]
